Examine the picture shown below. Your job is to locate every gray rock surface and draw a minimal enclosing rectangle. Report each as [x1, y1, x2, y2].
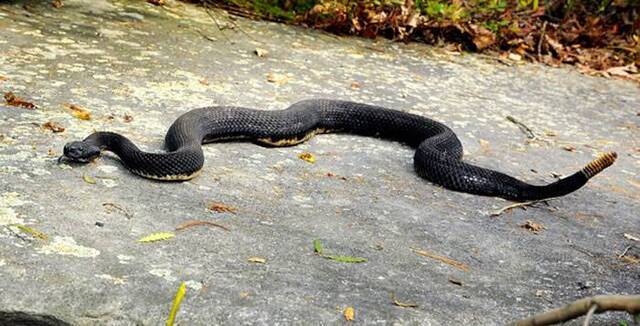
[0, 0, 638, 325]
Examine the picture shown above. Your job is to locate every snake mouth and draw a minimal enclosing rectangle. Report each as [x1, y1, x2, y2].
[57, 155, 94, 164]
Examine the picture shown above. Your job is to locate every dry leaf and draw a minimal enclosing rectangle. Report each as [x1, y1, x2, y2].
[42, 121, 65, 133]
[52, 0, 63, 8]
[123, 114, 133, 122]
[606, 64, 638, 78]
[4, 92, 36, 109]
[175, 220, 230, 232]
[208, 202, 237, 214]
[138, 232, 175, 243]
[14, 224, 48, 240]
[350, 82, 361, 89]
[391, 293, 418, 308]
[621, 255, 640, 264]
[64, 103, 91, 120]
[199, 79, 209, 86]
[508, 53, 522, 61]
[343, 307, 355, 321]
[411, 247, 470, 272]
[247, 256, 267, 264]
[266, 73, 290, 86]
[562, 145, 576, 152]
[323, 254, 367, 263]
[467, 24, 496, 51]
[298, 152, 316, 163]
[82, 174, 97, 184]
[254, 48, 268, 57]
[520, 220, 545, 234]
[0, 75, 8, 81]
[166, 282, 186, 326]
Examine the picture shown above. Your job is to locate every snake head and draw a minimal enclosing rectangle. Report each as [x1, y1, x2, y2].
[60, 141, 101, 163]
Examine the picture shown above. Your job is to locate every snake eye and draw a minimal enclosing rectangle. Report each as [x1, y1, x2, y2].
[63, 141, 100, 163]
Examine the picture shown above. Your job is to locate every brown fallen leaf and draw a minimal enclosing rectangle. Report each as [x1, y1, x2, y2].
[42, 121, 65, 133]
[411, 247, 470, 272]
[605, 64, 638, 80]
[467, 24, 496, 51]
[199, 79, 209, 86]
[123, 114, 133, 122]
[620, 255, 640, 264]
[64, 103, 91, 120]
[247, 256, 267, 264]
[52, 0, 63, 8]
[0, 75, 8, 81]
[175, 220, 230, 232]
[208, 202, 237, 214]
[343, 306, 355, 321]
[350, 82, 361, 89]
[391, 293, 418, 308]
[4, 92, 36, 109]
[521, 220, 545, 234]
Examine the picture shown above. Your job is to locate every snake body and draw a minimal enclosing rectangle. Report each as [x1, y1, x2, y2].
[62, 99, 616, 201]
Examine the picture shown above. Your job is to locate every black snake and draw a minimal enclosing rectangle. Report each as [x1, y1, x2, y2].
[61, 99, 616, 201]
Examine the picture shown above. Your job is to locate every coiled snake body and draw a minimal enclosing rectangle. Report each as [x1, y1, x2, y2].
[62, 99, 616, 201]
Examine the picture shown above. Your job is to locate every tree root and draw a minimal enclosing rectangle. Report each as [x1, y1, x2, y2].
[511, 295, 640, 326]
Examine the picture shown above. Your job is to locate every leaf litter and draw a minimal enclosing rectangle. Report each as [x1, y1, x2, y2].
[208, 202, 237, 214]
[4, 92, 36, 109]
[411, 247, 470, 272]
[313, 239, 368, 263]
[138, 232, 175, 243]
[175, 220, 230, 232]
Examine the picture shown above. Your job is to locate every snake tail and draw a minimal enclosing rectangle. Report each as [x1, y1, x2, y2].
[580, 152, 617, 178]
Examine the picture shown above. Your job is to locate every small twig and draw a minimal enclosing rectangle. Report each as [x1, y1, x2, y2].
[202, 4, 232, 44]
[175, 220, 230, 232]
[490, 200, 547, 217]
[582, 304, 598, 326]
[202, 2, 257, 43]
[537, 21, 547, 61]
[506, 115, 538, 140]
[194, 28, 217, 42]
[102, 202, 133, 219]
[4, 225, 28, 242]
[618, 245, 632, 258]
[511, 295, 640, 326]
[410, 247, 470, 272]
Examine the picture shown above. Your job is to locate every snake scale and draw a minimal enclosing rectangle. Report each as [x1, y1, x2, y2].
[62, 99, 616, 201]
